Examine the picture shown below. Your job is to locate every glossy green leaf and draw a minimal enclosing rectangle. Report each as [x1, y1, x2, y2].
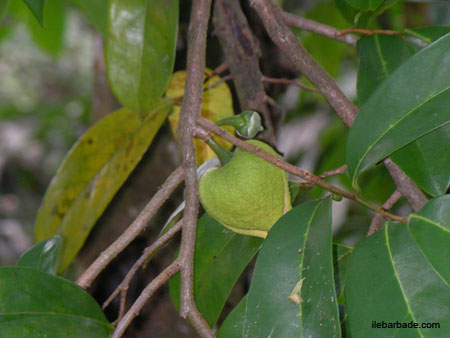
[408, 195, 450, 283]
[218, 296, 247, 338]
[357, 35, 414, 104]
[346, 218, 450, 337]
[169, 214, 263, 327]
[23, 0, 45, 26]
[17, 235, 62, 274]
[107, 0, 179, 114]
[243, 198, 340, 337]
[26, 0, 65, 56]
[391, 124, 450, 196]
[346, 33, 450, 188]
[345, 0, 383, 11]
[69, 0, 108, 37]
[357, 34, 450, 196]
[34, 105, 169, 272]
[0, 267, 113, 337]
[405, 26, 450, 50]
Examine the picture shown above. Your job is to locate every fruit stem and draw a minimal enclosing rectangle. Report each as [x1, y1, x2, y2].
[205, 137, 232, 166]
[216, 110, 263, 138]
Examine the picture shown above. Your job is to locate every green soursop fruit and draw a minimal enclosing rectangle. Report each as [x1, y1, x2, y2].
[199, 140, 291, 238]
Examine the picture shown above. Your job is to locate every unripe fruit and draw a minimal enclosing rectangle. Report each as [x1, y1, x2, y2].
[199, 140, 291, 238]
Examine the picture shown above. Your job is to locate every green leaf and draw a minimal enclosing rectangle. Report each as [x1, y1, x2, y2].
[346, 219, 450, 337]
[0, 267, 113, 337]
[346, 33, 450, 188]
[69, 0, 108, 37]
[217, 296, 247, 338]
[405, 26, 450, 50]
[107, 0, 179, 114]
[357, 34, 449, 196]
[34, 105, 169, 272]
[169, 214, 263, 327]
[408, 195, 450, 283]
[333, 244, 352, 303]
[357, 35, 414, 104]
[26, 0, 65, 56]
[243, 198, 340, 337]
[17, 235, 62, 274]
[23, 0, 45, 26]
[334, 0, 360, 24]
[344, 0, 383, 11]
[390, 124, 450, 196]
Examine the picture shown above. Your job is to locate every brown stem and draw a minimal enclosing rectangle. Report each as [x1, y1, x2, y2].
[76, 167, 185, 289]
[280, 11, 358, 46]
[367, 190, 402, 236]
[198, 118, 407, 224]
[263, 76, 320, 93]
[338, 28, 405, 39]
[176, 0, 215, 336]
[204, 74, 233, 90]
[112, 259, 182, 338]
[102, 219, 184, 314]
[213, 0, 276, 143]
[320, 165, 348, 179]
[252, 0, 427, 211]
[211, 62, 228, 76]
[251, 0, 358, 127]
[384, 158, 427, 211]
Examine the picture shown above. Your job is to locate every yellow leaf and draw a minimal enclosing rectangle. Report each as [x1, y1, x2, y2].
[34, 104, 170, 272]
[165, 68, 235, 165]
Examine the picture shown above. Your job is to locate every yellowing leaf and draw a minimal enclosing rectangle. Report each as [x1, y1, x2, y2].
[34, 105, 170, 272]
[165, 69, 235, 165]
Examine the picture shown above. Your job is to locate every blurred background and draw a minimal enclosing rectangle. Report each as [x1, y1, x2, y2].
[1, 0, 448, 336]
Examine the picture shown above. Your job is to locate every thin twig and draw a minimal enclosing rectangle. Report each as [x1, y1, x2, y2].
[367, 190, 402, 236]
[176, 0, 215, 336]
[383, 158, 427, 211]
[320, 165, 347, 179]
[280, 10, 358, 46]
[211, 62, 228, 76]
[198, 118, 407, 224]
[338, 28, 405, 39]
[112, 259, 182, 338]
[251, 0, 358, 127]
[102, 219, 184, 313]
[76, 168, 185, 289]
[204, 74, 233, 90]
[263, 76, 320, 93]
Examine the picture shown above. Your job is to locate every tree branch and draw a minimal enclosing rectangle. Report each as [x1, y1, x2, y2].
[280, 11, 358, 46]
[176, 0, 215, 336]
[76, 167, 185, 289]
[263, 76, 320, 93]
[213, 0, 276, 143]
[112, 259, 181, 338]
[367, 190, 402, 236]
[383, 158, 427, 211]
[198, 118, 407, 224]
[320, 164, 347, 179]
[102, 219, 184, 317]
[251, 0, 427, 211]
[250, 0, 357, 127]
